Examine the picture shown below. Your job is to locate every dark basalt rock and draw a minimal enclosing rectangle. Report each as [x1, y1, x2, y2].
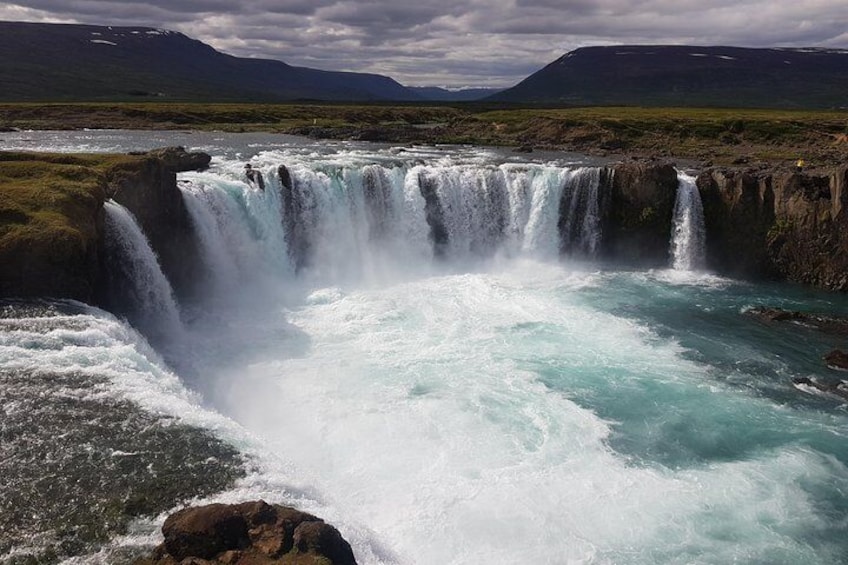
[697, 165, 848, 290]
[103, 147, 211, 303]
[417, 171, 449, 258]
[792, 376, 848, 401]
[824, 349, 848, 371]
[138, 500, 357, 565]
[744, 306, 848, 335]
[277, 164, 315, 271]
[277, 164, 293, 192]
[604, 161, 679, 265]
[146, 146, 211, 172]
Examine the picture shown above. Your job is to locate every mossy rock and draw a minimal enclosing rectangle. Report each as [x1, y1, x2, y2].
[0, 151, 143, 300]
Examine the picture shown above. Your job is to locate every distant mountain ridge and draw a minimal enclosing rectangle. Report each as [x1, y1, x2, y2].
[490, 45, 848, 108]
[0, 21, 420, 102]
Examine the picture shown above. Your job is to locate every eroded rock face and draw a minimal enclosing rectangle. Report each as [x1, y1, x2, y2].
[138, 501, 357, 565]
[604, 160, 679, 265]
[146, 146, 212, 172]
[697, 166, 848, 290]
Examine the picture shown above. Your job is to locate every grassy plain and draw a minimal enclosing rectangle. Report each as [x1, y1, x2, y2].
[1, 102, 846, 167]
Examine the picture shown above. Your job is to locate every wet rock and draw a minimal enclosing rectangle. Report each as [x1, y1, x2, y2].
[104, 147, 209, 302]
[139, 500, 357, 565]
[417, 171, 449, 258]
[146, 146, 211, 172]
[745, 306, 848, 335]
[277, 164, 293, 192]
[824, 349, 848, 371]
[792, 376, 848, 401]
[605, 161, 678, 265]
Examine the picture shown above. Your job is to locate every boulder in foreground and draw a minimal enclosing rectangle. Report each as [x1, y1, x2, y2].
[137, 500, 357, 565]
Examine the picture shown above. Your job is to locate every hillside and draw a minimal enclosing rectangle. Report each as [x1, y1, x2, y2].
[0, 21, 420, 102]
[491, 45, 848, 109]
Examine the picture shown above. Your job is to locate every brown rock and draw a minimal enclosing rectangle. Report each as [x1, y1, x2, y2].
[824, 349, 848, 371]
[293, 520, 357, 565]
[162, 504, 250, 560]
[146, 146, 211, 172]
[140, 500, 357, 565]
[605, 161, 679, 265]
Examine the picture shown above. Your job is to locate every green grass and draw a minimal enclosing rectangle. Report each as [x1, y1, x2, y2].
[0, 152, 139, 248]
[0, 102, 845, 166]
[0, 151, 149, 299]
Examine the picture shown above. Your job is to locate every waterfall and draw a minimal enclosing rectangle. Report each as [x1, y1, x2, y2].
[176, 162, 612, 286]
[670, 171, 706, 271]
[102, 200, 183, 340]
[559, 167, 604, 258]
[520, 167, 570, 257]
[420, 166, 510, 259]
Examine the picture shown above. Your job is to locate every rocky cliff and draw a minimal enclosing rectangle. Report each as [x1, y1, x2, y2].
[1, 152, 110, 300]
[697, 165, 848, 290]
[0, 147, 209, 303]
[603, 161, 679, 266]
[102, 147, 209, 305]
[3, 152, 847, 303]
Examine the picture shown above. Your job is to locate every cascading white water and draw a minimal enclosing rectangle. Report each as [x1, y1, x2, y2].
[179, 161, 607, 284]
[178, 168, 293, 304]
[559, 167, 604, 258]
[102, 200, 183, 339]
[670, 171, 707, 271]
[514, 167, 568, 257]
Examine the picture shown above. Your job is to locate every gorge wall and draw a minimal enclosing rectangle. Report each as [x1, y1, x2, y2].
[1, 150, 846, 306]
[698, 165, 848, 290]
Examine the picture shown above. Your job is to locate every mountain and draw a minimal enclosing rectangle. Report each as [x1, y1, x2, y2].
[407, 87, 503, 102]
[0, 21, 421, 102]
[490, 45, 848, 108]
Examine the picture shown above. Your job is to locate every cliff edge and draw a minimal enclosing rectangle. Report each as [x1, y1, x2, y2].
[0, 147, 209, 302]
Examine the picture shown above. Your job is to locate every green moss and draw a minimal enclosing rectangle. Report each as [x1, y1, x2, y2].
[639, 206, 656, 225]
[0, 151, 151, 298]
[0, 155, 104, 252]
[767, 218, 795, 243]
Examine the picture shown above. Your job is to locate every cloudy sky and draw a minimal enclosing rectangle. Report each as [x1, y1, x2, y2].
[2, 1, 847, 88]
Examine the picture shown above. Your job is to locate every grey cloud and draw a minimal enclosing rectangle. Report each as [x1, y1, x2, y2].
[3, 0, 847, 87]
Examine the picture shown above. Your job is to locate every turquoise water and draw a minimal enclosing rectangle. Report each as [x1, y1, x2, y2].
[187, 262, 848, 565]
[1, 130, 846, 564]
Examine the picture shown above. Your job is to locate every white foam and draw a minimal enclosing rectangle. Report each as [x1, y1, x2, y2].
[186, 261, 842, 564]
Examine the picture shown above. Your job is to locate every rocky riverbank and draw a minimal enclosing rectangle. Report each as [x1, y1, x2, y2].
[1, 103, 846, 168]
